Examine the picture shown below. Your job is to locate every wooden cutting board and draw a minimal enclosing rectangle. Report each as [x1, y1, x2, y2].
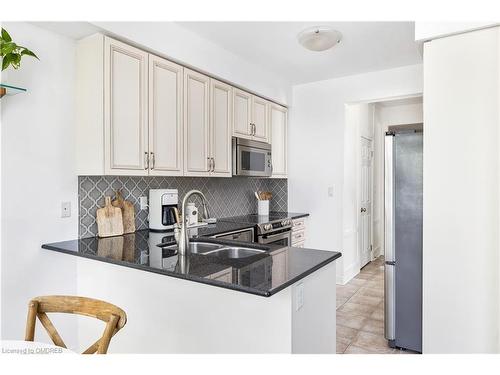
[96, 196, 124, 237]
[111, 190, 136, 234]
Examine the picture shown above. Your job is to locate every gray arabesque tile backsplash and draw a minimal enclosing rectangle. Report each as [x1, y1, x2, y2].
[79, 176, 288, 238]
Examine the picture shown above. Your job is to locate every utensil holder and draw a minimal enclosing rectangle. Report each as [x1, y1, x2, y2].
[258, 200, 270, 216]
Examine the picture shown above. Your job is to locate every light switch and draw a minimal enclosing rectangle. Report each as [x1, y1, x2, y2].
[61, 202, 71, 218]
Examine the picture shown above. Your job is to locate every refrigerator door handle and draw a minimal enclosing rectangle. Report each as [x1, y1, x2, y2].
[385, 133, 395, 263]
[384, 133, 396, 343]
[385, 263, 396, 342]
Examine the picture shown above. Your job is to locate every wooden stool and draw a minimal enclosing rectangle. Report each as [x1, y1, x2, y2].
[25, 295, 127, 354]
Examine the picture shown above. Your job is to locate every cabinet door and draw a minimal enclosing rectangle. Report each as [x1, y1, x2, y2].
[270, 104, 288, 177]
[233, 88, 252, 139]
[251, 96, 269, 142]
[210, 79, 232, 177]
[104, 37, 148, 175]
[148, 55, 184, 176]
[184, 69, 210, 176]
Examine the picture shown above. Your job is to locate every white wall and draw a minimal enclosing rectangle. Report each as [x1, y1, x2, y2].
[423, 27, 499, 353]
[372, 101, 423, 257]
[1, 22, 79, 345]
[342, 103, 374, 280]
[90, 22, 291, 105]
[288, 64, 422, 284]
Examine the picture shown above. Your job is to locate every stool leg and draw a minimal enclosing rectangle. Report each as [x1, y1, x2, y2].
[25, 300, 38, 341]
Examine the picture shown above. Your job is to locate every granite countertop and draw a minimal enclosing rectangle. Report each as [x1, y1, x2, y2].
[42, 228, 341, 297]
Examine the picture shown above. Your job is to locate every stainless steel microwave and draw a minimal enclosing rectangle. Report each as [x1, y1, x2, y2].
[232, 137, 272, 177]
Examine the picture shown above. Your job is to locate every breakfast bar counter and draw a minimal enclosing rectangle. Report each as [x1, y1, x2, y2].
[42, 229, 340, 354]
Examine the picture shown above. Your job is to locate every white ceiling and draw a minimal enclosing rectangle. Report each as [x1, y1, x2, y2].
[32, 21, 422, 87]
[177, 22, 422, 85]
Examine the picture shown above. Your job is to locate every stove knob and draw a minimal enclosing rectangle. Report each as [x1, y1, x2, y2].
[263, 224, 272, 231]
[281, 220, 288, 227]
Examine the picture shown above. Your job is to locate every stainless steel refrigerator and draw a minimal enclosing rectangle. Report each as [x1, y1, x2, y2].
[384, 129, 423, 353]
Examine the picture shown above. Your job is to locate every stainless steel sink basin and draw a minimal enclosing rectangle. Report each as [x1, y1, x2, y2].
[202, 247, 266, 259]
[161, 242, 225, 254]
[160, 241, 266, 258]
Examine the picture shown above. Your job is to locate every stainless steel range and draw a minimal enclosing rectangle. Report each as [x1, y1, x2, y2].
[220, 214, 293, 247]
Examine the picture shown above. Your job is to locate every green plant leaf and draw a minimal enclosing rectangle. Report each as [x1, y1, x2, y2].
[2, 54, 12, 70]
[21, 48, 39, 60]
[1, 28, 12, 43]
[12, 53, 21, 68]
[1, 42, 18, 56]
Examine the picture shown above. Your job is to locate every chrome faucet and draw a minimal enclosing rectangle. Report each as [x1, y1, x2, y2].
[176, 190, 210, 256]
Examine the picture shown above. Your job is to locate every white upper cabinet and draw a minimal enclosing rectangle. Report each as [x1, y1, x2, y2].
[76, 34, 283, 179]
[251, 96, 270, 142]
[148, 55, 183, 176]
[233, 88, 252, 139]
[232, 88, 270, 143]
[184, 68, 210, 176]
[209, 79, 233, 177]
[104, 37, 148, 175]
[270, 104, 288, 178]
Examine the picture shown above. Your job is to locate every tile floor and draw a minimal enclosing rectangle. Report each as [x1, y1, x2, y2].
[336, 256, 410, 354]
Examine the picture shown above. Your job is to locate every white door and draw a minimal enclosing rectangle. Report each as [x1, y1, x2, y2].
[359, 136, 373, 268]
[252, 96, 269, 142]
[233, 88, 252, 139]
[270, 104, 287, 177]
[104, 37, 148, 175]
[209, 79, 232, 177]
[148, 54, 183, 176]
[183, 69, 210, 176]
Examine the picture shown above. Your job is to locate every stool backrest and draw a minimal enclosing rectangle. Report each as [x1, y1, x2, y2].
[25, 295, 127, 354]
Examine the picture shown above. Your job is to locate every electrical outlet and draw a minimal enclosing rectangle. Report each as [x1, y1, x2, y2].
[140, 196, 148, 210]
[295, 283, 304, 311]
[61, 202, 71, 218]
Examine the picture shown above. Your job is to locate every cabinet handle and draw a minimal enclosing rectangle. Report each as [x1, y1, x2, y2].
[253, 123, 256, 135]
[207, 157, 211, 172]
[144, 152, 149, 170]
[212, 157, 215, 172]
[150, 152, 155, 170]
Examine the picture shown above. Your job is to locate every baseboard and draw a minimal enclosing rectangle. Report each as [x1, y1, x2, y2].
[336, 261, 360, 285]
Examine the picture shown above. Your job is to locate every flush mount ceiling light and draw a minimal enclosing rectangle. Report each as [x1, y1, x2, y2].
[297, 26, 342, 52]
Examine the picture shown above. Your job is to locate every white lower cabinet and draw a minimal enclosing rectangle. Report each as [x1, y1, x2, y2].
[270, 104, 288, 178]
[292, 217, 308, 247]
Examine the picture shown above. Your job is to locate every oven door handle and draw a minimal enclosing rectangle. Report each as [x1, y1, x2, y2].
[262, 230, 291, 241]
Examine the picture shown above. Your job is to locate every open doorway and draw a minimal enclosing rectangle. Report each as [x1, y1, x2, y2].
[337, 95, 423, 354]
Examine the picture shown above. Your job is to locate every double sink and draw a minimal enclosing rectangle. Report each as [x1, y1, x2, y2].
[162, 242, 267, 259]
